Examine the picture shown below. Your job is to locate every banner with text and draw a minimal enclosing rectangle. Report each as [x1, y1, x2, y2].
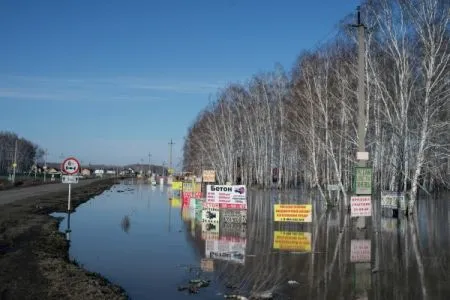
[206, 185, 247, 209]
[172, 181, 182, 190]
[274, 204, 312, 222]
[202, 170, 216, 183]
[350, 196, 372, 217]
[381, 191, 406, 211]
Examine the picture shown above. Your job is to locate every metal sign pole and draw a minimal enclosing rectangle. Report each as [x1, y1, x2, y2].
[68, 183, 72, 212]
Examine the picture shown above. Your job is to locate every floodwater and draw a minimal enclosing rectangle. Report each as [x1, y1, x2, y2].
[52, 180, 450, 300]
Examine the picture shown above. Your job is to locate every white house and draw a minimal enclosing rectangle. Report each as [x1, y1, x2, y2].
[94, 169, 104, 177]
[106, 170, 116, 175]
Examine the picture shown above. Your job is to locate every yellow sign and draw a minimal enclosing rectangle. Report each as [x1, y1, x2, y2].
[168, 168, 174, 174]
[172, 181, 182, 190]
[273, 231, 311, 252]
[274, 204, 312, 222]
[202, 170, 216, 183]
[12, 163, 17, 168]
[170, 198, 181, 208]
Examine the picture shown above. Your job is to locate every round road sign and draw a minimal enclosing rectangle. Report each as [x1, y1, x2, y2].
[61, 157, 80, 175]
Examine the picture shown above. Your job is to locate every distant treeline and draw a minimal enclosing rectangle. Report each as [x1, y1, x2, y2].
[183, 0, 449, 211]
[0, 131, 44, 175]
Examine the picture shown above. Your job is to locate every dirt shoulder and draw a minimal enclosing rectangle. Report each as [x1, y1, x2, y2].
[0, 178, 128, 300]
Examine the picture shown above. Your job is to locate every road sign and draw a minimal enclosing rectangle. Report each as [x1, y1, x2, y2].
[61, 157, 80, 175]
[12, 163, 17, 168]
[62, 175, 79, 184]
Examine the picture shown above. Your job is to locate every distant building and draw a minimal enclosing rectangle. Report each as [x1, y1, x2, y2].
[48, 168, 59, 174]
[81, 168, 92, 176]
[94, 169, 104, 177]
[106, 170, 116, 175]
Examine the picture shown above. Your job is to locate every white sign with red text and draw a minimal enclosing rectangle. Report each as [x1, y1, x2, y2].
[351, 196, 372, 217]
[206, 185, 247, 210]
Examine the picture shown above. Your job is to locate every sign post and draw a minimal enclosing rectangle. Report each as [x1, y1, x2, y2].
[61, 157, 80, 212]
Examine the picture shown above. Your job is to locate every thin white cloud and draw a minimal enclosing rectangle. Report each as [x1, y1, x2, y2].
[0, 74, 225, 102]
[0, 88, 60, 100]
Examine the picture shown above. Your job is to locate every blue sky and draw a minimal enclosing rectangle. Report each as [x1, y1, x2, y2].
[0, 0, 359, 168]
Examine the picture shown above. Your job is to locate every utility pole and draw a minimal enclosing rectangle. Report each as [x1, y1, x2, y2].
[43, 149, 48, 182]
[12, 139, 18, 184]
[355, 6, 366, 163]
[168, 139, 175, 173]
[148, 152, 152, 176]
[350, 6, 372, 300]
[351, 6, 369, 229]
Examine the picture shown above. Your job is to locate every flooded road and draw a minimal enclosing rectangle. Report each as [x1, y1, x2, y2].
[53, 180, 450, 299]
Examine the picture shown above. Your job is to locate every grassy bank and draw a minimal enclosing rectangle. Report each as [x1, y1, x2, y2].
[0, 178, 129, 300]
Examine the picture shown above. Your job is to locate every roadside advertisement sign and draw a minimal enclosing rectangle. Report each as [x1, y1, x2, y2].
[220, 209, 247, 224]
[182, 191, 202, 205]
[381, 191, 406, 211]
[202, 170, 216, 183]
[172, 181, 182, 190]
[273, 231, 311, 252]
[355, 167, 372, 195]
[273, 204, 312, 222]
[206, 185, 247, 209]
[350, 196, 372, 217]
[202, 208, 220, 223]
[183, 182, 193, 192]
[327, 184, 339, 191]
[350, 240, 371, 263]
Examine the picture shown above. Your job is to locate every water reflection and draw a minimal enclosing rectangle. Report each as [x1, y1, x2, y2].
[181, 190, 450, 300]
[53, 183, 449, 300]
[65, 211, 71, 241]
[121, 215, 131, 233]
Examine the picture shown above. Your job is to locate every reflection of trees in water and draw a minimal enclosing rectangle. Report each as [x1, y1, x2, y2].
[183, 190, 450, 299]
[121, 215, 131, 233]
[207, 191, 341, 298]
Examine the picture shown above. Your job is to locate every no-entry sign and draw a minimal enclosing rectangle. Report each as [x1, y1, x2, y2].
[61, 157, 80, 175]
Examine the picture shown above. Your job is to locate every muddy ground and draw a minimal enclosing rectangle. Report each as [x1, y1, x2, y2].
[0, 178, 128, 300]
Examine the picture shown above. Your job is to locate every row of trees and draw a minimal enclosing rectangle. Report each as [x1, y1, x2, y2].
[183, 0, 449, 210]
[0, 131, 44, 175]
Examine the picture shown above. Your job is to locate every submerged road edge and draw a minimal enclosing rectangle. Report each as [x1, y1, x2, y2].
[0, 178, 129, 300]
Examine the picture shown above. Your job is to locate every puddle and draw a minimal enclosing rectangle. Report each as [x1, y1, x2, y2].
[51, 181, 450, 299]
